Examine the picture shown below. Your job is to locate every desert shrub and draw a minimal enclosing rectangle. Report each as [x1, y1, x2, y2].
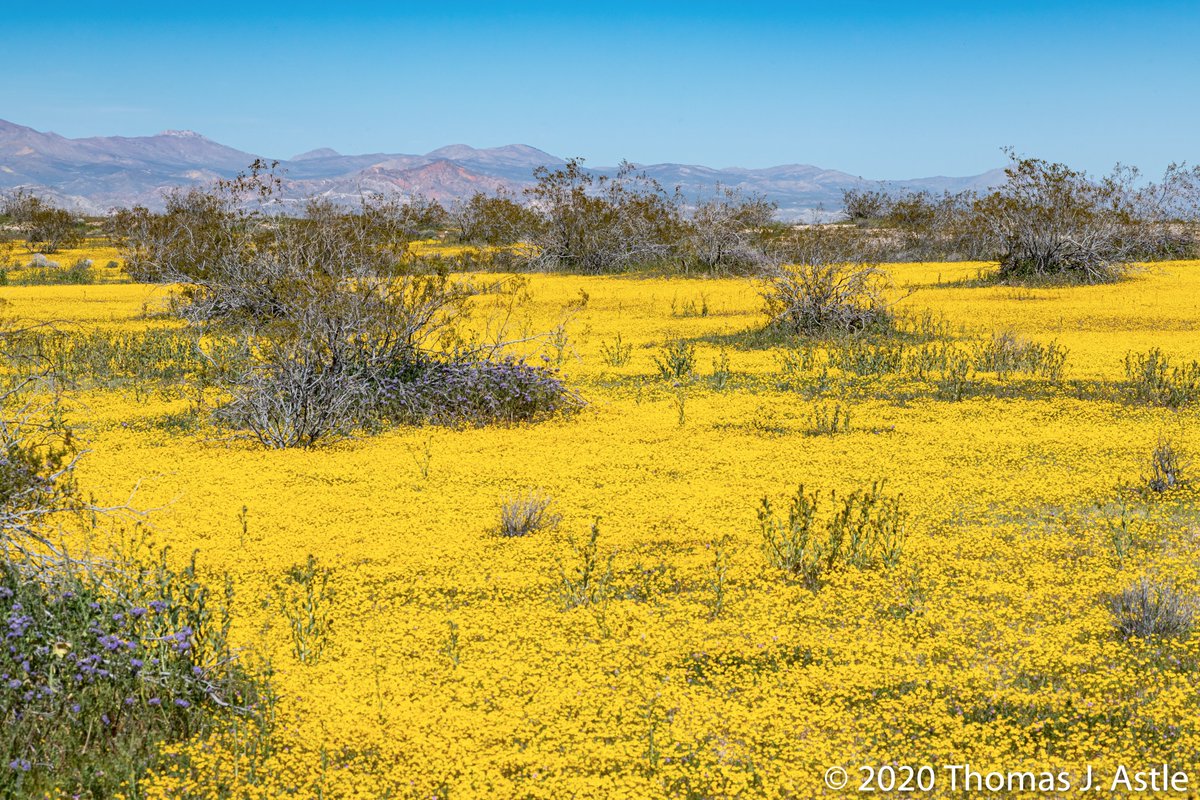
[523, 159, 684, 273]
[113, 164, 579, 447]
[381, 357, 581, 428]
[974, 152, 1146, 283]
[883, 190, 986, 261]
[497, 493, 561, 537]
[841, 156, 1198, 269]
[970, 332, 1068, 380]
[840, 188, 890, 226]
[760, 227, 893, 335]
[1146, 435, 1188, 492]
[678, 187, 776, 275]
[759, 482, 907, 590]
[12, 257, 97, 286]
[1123, 349, 1200, 407]
[0, 191, 84, 254]
[214, 333, 371, 448]
[452, 190, 543, 245]
[653, 339, 697, 381]
[1109, 577, 1195, 640]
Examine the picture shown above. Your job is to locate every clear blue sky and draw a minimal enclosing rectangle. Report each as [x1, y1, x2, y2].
[4, 1, 1198, 178]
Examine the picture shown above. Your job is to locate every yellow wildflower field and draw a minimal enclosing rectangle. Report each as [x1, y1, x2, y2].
[5, 262, 1200, 798]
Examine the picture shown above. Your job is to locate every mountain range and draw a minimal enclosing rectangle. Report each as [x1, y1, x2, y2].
[0, 119, 1005, 220]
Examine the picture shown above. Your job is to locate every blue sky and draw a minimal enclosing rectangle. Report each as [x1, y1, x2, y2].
[4, 1, 1198, 178]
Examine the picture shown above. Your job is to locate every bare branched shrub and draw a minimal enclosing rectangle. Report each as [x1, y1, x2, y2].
[497, 493, 561, 537]
[974, 151, 1147, 283]
[113, 163, 577, 447]
[679, 187, 776, 275]
[1109, 577, 1195, 640]
[1145, 435, 1188, 492]
[760, 227, 893, 335]
[523, 158, 684, 273]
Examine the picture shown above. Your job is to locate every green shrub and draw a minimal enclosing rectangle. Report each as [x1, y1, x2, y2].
[971, 332, 1067, 381]
[758, 482, 907, 590]
[276, 555, 334, 666]
[760, 227, 893, 335]
[653, 339, 697, 381]
[1124, 349, 1200, 407]
[557, 520, 614, 610]
[600, 333, 633, 367]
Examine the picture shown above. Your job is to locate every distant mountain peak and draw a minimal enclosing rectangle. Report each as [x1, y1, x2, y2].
[426, 143, 565, 168]
[292, 147, 342, 161]
[157, 129, 207, 139]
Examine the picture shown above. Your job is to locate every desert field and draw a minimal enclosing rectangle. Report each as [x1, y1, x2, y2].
[4, 251, 1199, 797]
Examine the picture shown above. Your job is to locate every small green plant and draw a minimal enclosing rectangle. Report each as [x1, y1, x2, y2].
[1109, 577, 1195, 640]
[1103, 499, 1146, 565]
[1146, 435, 1187, 492]
[653, 338, 697, 381]
[408, 436, 433, 482]
[277, 555, 334, 665]
[807, 402, 852, 436]
[547, 321, 573, 366]
[938, 354, 974, 401]
[710, 349, 732, 389]
[237, 504, 250, 548]
[777, 345, 817, 378]
[671, 382, 688, 427]
[600, 332, 633, 367]
[758, 482, 907, 590]
[828, 337, 906, 377]
[497, 492, 561, 537]
[443, 620, 461, 667]
[674, 293, 710, 317]
[707, 536, 731, 618]
[906, 341, 955, 381]
[1124, 349, 1200, 407]
[557, 519, 615, 609]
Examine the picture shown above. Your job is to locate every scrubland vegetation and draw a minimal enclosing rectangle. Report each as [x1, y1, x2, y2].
[1, 151, 1200, 797]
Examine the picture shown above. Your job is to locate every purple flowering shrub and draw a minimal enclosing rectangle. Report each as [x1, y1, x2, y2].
[0, 544, 264, 796]
[381, 356, 583, 427]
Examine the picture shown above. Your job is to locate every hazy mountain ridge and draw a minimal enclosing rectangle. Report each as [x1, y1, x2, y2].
[0, 119, 1004, 218]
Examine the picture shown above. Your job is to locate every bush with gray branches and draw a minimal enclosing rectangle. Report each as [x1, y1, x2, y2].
[111, 162, 578, 448]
